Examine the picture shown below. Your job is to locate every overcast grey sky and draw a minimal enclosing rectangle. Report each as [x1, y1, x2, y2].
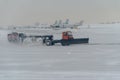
[0, 0, 120, 25]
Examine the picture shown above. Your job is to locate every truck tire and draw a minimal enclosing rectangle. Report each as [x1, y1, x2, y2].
[61, 42, 69, 46]
[45, 40, 52, 46]
[61, 42, 66, 46]
[61, 40, 70, 46]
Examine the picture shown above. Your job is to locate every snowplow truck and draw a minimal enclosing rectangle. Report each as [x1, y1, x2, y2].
[45, 31, 89, 46]
[8, 31, 89, 46]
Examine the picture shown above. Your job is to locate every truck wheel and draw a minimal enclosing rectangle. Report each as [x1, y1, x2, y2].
[66, 43, 70, 46]
[61, 43, 65, 46]
[45, 40, 52, 46]
[61, 42, 70, 46]
[61, 42, 66, 46]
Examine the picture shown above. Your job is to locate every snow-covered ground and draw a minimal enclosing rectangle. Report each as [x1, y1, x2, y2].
[0, 24, 120, 80]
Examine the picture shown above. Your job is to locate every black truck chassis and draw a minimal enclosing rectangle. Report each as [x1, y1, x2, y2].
[45, 38, 89, 46]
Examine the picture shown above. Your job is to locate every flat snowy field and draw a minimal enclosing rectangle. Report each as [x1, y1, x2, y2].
[0, 24, 120, 80]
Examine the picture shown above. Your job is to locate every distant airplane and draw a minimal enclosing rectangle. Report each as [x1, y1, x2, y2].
[50, 19, 84, 29]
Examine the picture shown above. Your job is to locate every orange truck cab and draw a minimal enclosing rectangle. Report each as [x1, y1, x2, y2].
[62, 31, 73, 40]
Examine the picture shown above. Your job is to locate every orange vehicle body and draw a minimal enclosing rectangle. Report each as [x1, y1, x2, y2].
[62, 31, 73, 40]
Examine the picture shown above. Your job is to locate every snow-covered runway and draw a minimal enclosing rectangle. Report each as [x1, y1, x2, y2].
[0, 25, 120, 80]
